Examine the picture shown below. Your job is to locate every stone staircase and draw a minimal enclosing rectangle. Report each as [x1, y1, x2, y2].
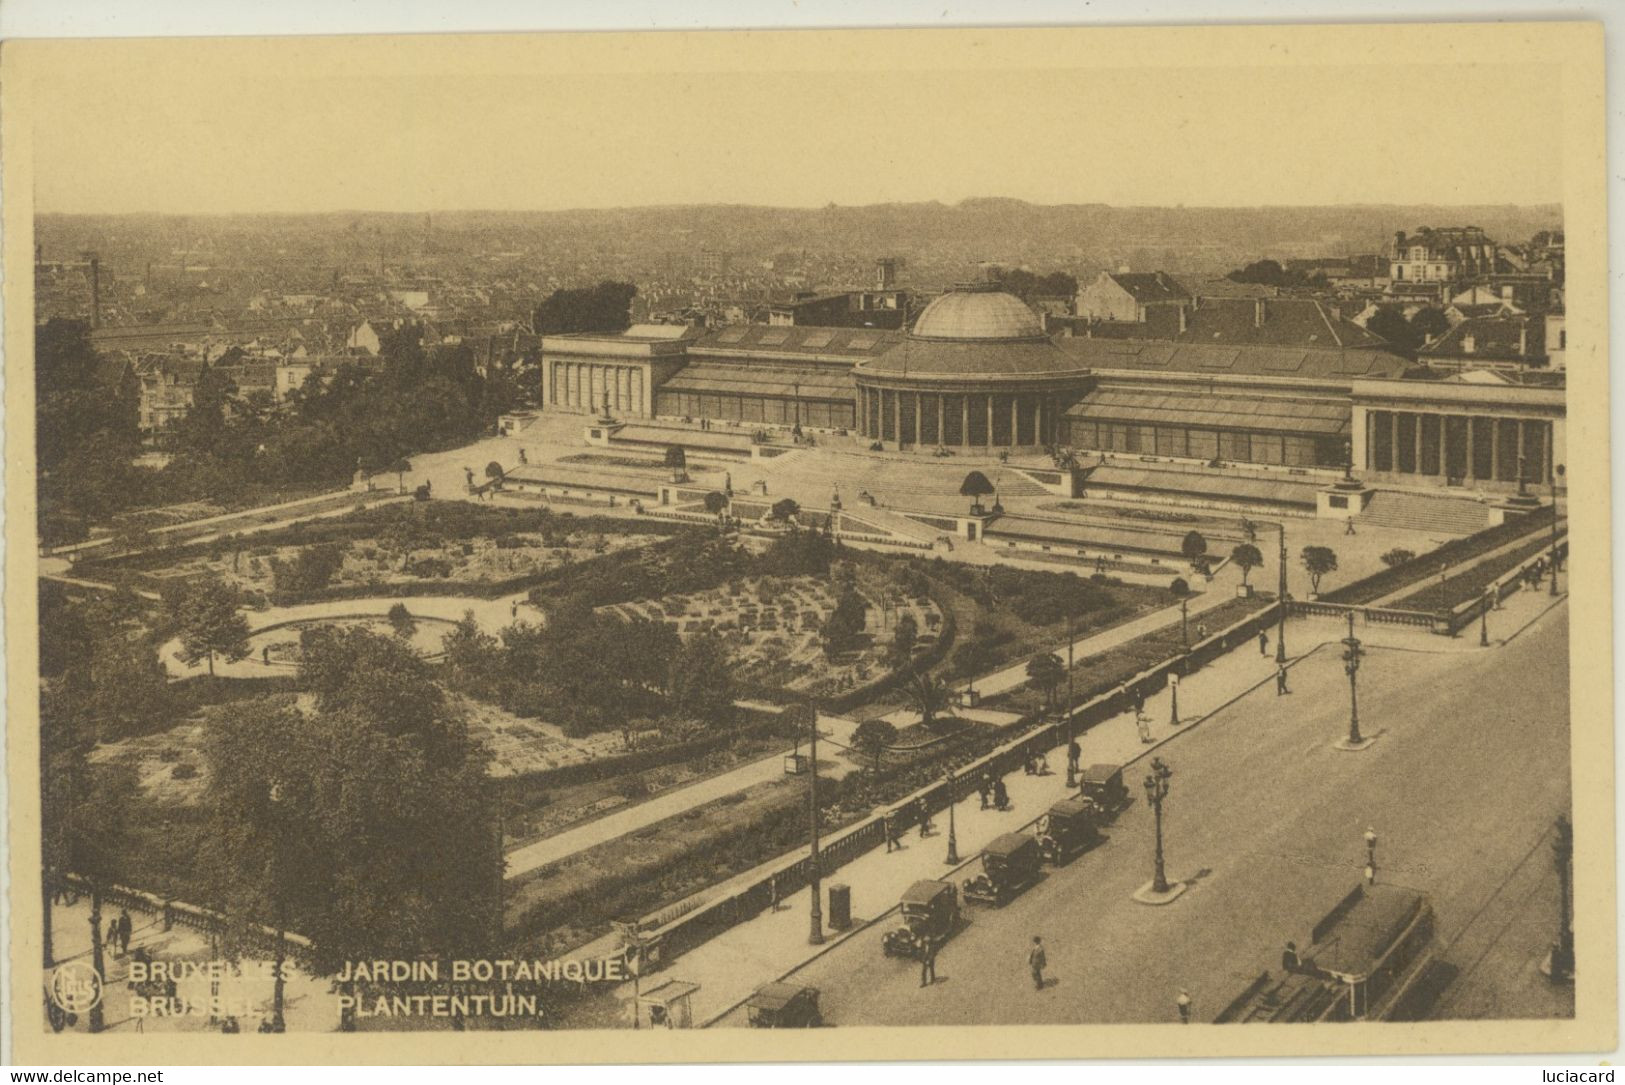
[1359, 490, 1491, 536]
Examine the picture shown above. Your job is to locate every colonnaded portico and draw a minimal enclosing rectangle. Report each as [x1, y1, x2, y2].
[1351, 379, 1566, 487]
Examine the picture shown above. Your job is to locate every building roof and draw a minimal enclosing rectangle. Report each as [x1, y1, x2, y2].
[1420, 314, 1543, 361]
[1308, 884, 1428, 980]
[1068, 387, 1349, 436]
[857, 336, 1089, 381]
[1102, 271, 1190, 304]
[692, 324, 901, 357]
[910, 283, 1046, 340]
[659, 361, 856, 401]
[1052, 337, 1411, 381]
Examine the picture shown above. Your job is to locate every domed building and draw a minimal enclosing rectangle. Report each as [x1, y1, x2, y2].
[851, 281, 1092, 448]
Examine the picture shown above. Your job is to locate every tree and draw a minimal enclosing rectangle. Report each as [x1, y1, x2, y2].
[702, 491, 727, 518]
[1226, 259, 1287, 287]
[664, 445, 688, 482]
[770, 498, 801, 523]
[391, 457, 413, 494]
[821, 587, 868, 657]
[669, 632, 735, 722]
[1301, 545, 1340, 594]
[387, 602, 417, 639]
[531, 281, 638, 335]
[1181, 530, 1208, 568]
[851, 719, 898, 774]
[905, 670, 952, 731]
[169, 576, 252, 677]
[1409, 307, 1451, 344]
[484, 461, 505, 490]
[1380, 548, 1417, 569]
[1230, 542, 1264, 586]
[1364, 307, 1422, 354]
[1026, 652, 1066, 710]
[1238, 517, 1258, 544]
[959, 470, 995, 513]
[890, 612, 919, 669]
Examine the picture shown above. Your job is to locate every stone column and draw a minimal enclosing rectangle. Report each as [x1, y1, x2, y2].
[1034, 396, 1044, 446]
[1490, 418, 1502, 481]
[962, 396, 970, 448]
[986, 396, 995, 447]
[894, 390, 903, 445]
[1516, 419, 1526, 483]
[1389, 410, 1400, 473]
[1011, 395, 1020, 447]
[1414, 412, 1424, 475]
[937, 395, 946, 447]
[1465, 415, 1476, 482]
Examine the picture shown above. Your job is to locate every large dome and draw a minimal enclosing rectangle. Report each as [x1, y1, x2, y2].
[909, 282, 1046, 341]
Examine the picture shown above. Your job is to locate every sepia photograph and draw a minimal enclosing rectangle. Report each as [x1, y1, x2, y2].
[1, 15, 1614, 1066]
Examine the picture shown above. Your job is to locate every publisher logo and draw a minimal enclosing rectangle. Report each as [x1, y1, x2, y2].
[49, 961, 103, 1015]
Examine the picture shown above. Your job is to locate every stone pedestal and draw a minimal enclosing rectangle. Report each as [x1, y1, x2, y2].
[1316, 479, 1373, 520]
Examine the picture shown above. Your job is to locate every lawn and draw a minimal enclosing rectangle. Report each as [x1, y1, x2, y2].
[1388, 533, 1560, 612]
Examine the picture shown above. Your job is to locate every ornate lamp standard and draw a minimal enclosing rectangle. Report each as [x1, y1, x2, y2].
[1276, 522, 1289, 665]
[1550, 464, 1565, 597]
[1547, 814, 1575, 981]
[1168, 671, 1181, 727]
[1363, 826, 1378, 884]
[1338, 610, 1367, 749]
[944, 767, 961, 866]
[1180, 597, 1189, 649]
[1480, 589, 1494, 646]
[806, 707, 823, 946]
[1143, 758, 1173, 895]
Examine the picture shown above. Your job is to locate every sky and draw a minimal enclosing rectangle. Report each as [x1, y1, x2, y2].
[14, 29, 1567, 215]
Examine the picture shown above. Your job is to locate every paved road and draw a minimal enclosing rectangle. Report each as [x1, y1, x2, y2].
[715, 600, 1569, 1026]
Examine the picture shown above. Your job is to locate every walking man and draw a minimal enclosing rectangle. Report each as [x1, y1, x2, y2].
[1067, 739, 1081, 777]
[978, 775, 992, 810]
[117, 909, 133, 956]
[920, 936, 939, 987]
[1258, 630, 1269, 656]
[916, 798, 934, 839]
[1176, 989, 1192, 1023]
[992, 777, 1009, 812]
[884, 810, 900, 853]
[511, 599, 519, 619]
[1345, 516, 1357, 536]
[1028, 936, 1047, 991]
[1276, 664, 1290, 696]
[1136, 710, 1153, 745]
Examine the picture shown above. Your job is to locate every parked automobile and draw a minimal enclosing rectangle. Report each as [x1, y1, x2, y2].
[1080, 762, 1130, 816]
[1038, 795, 1103, 864]
[881, 879, 960, 959]
[963, 832, 1043, 906]
[746, 982, 823, 1028]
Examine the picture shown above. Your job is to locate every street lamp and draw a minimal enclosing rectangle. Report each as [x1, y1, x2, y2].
[1168, 671, 1181, 727]
[1363, 826, 1378, 884]
[806, 708, 823, 946]
[1341, 611, 1364, 747]
[267, 780, 289, 1032]
[1550, 464, 1565, 597]
[1549, 814, 1575, 981]
[1276, 522, 1289, 665]
[1480, 590, 1494, 646]
[1143, 758, 1173, 895]
[944, 768, 960, 866]
[1180, 597, 1189, 649]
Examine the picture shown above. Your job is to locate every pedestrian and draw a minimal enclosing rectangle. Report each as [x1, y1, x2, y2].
[263, 645, 271, 665]
[1282, 941, 1301, 973]
[993, 777, 1009, 811]
[978, 775, 992, 810]
[1345, 517, 1357, 536]
[885, 810, 900, 853]
[1258, 630, 1269, 656]
[1176, 989, 1192, 1023]
[1067, 739, 1081, 774]
[1028, 936, 1047, 991]
[1276, 664, 1290, 696]
[107, 919, 121, 957]
[1197, 622, 1208, 641]
[518, 447, 528, 465]
[1133, 690, 1145, 717]
[511, 599, 519, 618]
[916, 798, 934, 838]
[920, 936, 939, 987]
[1135, 711, 1153, 744]
[118, 909, 132, 955]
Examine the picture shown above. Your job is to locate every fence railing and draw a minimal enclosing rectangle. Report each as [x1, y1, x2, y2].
[60, 872, 314, 963]
[625, 600, 1285, 966]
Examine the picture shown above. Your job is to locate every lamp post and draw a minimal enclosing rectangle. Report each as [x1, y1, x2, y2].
[1342, 611, 1364, 747]
[1143, 758, 1173, 895]
[1480, 590, 1492, 647]
[1363, 826, 1378, 884]
[807, 708, 823, 946]
[1549, 814, 1575, 981]
[1168, 671, 1181, 727]
[1065, 611, 1077, 789]
[1550, 464, 1565, 597]
[267, 780, 289, 1032]
[944, 768, 960, 866]
[1180, 597, 1189, 649]
[1276, 522, 1289, 665]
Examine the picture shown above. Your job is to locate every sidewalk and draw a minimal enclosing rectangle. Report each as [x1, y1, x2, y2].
[1366, 520, 1563, 609]
[614, 584, 1566, 1028]
[505, 713, 861, 880]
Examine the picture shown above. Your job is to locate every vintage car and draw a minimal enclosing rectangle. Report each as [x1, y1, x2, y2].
[1037, 795, 1103, 864]
[1080, 762, 1130, 816]
[746, 982, 823, 1028]
[881, 879, 960, 959]
[962, 832, 1043, 906]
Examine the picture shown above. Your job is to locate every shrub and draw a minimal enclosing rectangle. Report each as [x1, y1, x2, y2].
[171, 762, 199, 780]
[1170, 577, 1190, 596]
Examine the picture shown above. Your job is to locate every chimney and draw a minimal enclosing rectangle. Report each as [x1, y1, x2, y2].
[1395, 230, 1407, 255]
[875, 258, 897, 291]
[1518, 321, 1528, 357]
[1254, 298, 1266, 328]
